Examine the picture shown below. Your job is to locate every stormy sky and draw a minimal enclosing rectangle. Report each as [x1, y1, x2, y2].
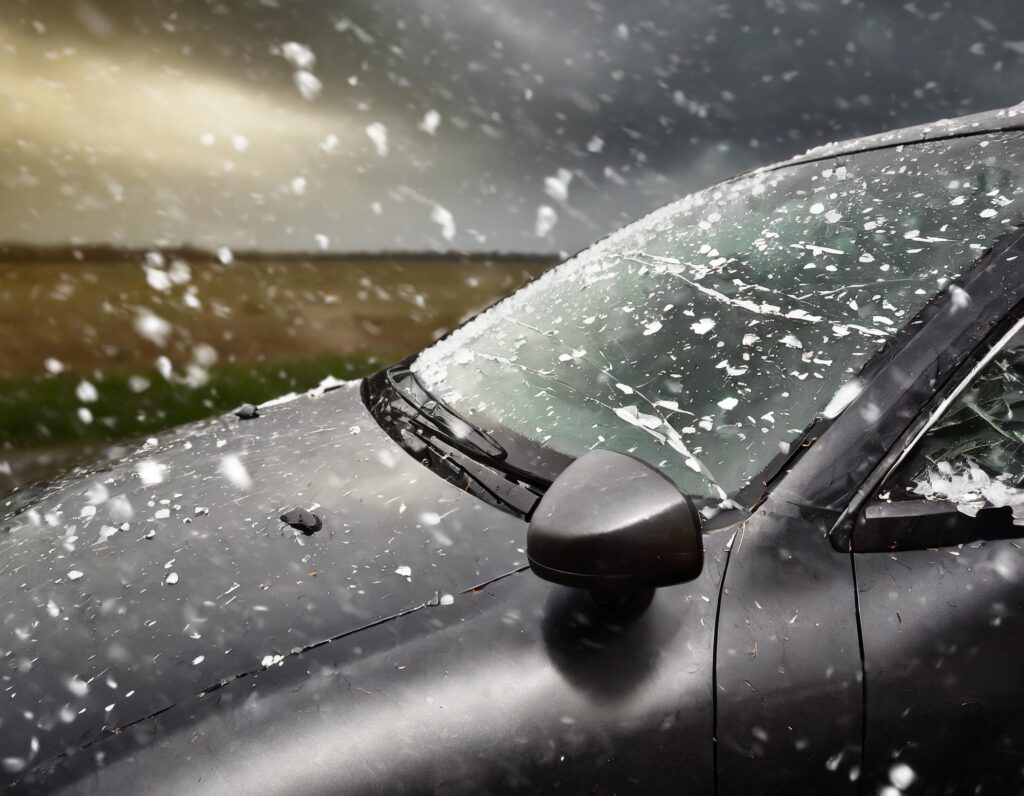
[2, 0, 1023, 254]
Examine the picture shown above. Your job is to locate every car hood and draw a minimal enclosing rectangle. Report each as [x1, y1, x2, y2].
[0, 381, 527, 779]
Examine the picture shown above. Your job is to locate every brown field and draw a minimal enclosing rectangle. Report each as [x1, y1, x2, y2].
[0, 252, 554, 378]
[0, 251, 555, 490]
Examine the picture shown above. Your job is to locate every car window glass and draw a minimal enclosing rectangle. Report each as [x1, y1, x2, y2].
[414, 132, 1024, 506]
[880, 326, 1024, 524]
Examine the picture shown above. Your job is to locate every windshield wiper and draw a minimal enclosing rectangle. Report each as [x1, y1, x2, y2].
[412, 432, 542, 516]
[385, 364, 508, 461]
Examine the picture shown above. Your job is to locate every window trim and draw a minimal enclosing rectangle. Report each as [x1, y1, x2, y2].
[877, 314, 1024, 490]
[822, 227, 1024, 553]
[831, 300, 1024, 552]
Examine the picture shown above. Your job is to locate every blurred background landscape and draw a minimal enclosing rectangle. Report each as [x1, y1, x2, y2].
[2, 0, 1024, 490]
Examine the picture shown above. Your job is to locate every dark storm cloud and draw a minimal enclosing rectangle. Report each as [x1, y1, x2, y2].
[1, 0, 1023, 253]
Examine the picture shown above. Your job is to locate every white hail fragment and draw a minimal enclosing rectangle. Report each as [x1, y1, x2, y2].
[544, 168, 573, 202]
[914, 461, 1024, 524]
[219, 455, 252, 490]
[136, 459, 166, 486]
[133, 310, 172, 347]
[430, 205, 456, 241]
[365, 122, 388, 156]
[75, 380, 98, 403]
[293, 71, 322, 100]
[535, 205, 558, 237]
[66, 676, 89, 697]
[691, 318, 715, 335]
[280, 41, 315, 70]
[419, 109, 441, 135]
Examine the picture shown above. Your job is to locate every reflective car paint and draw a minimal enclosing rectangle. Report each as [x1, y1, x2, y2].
[2, 109, 1023, 793]
[0, 383, 536, 786]
[21, 538, 728, 794]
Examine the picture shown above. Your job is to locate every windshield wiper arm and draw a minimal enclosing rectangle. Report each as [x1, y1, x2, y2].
[385, 364, 508, 462]
[413, 433, 542, 516]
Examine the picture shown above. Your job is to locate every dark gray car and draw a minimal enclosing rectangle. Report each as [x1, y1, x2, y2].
[3, 104, 1024, 794]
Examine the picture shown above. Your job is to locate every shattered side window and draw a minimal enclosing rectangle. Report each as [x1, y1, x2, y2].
[413, 132, 1024, 504]
[884, 326, 1024, 523]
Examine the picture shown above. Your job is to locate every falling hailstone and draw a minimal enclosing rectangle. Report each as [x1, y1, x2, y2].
[535, 205, 558, 237]
[889, 763, 916, 790]
[419, 109, 441, 135]
[544, 168, 573, 202]
[365, 122, 388, 156]
[136, 459, 166, 486]
[68, 570, 84, 581]
[395, 565, 412, 579]
[134, 309, 172, 347]
[320, 133, 339, 153]
[280, 41, 315, 70]
[67, 676, 90, 697]
[293, 70, 322, 101]
[220, 455, 253, 490]
[164, 571, 179, 585]
[431, 205, 456, 241]
[75, 380, 98, 403]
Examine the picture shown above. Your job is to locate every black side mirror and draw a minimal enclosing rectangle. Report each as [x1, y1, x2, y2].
[528, 449, 703, 600]
[853, 498, 1020, 552]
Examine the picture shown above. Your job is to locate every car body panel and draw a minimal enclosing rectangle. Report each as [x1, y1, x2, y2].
[20, 535, 728, 794]
[845, 237, 1024, 793]
[716, 227, 1024, 790]
[716, 505, 863, 793]
[855, 539, 1024, 794]
[0, 383, 534, 786]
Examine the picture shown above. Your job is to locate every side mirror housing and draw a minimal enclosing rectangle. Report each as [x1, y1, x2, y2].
[528, 449, 703, 596]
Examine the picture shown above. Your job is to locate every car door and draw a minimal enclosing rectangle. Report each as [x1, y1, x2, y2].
[716, 217, 1024, 792]
[852, 314, 1024, 795]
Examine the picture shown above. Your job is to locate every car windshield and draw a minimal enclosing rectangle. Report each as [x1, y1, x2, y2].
[412, 132, 1024, 504]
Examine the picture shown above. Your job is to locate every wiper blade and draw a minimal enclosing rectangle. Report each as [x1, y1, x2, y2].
[385, 364, 508, 461]
[414, 433, 542, 516]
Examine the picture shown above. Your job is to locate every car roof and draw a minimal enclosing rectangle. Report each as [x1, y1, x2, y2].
[765, 101, 1024, 171]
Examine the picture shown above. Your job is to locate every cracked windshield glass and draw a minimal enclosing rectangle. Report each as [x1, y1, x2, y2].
[415, 132, 1024, 504]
